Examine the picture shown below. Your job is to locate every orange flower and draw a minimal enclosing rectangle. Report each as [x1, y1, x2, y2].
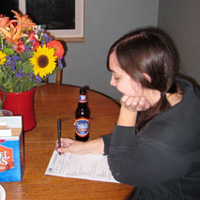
[11, 10, 37, 30]
[0, 11, 29, 44]
[0, 16, 10, 28]
[47, 40, 64, 59]
[0, 22, 26, 44]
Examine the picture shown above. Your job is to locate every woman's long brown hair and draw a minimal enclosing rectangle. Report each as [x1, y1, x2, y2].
[107, 27, 180, 129]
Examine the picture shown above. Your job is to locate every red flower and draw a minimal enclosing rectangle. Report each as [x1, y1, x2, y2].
[27, 31, 37, 43]
[13, 41, 25, 53]
[47, 40, 64, 59]
[32, 41, 40, 51]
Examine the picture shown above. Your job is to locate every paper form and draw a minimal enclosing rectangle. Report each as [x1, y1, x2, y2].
[45, 150, 119, 183]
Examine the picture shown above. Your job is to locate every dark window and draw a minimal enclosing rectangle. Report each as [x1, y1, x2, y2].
[0, 0, 19, 18]
[26, 0, 75, 30]
[0, 0, 75, 30]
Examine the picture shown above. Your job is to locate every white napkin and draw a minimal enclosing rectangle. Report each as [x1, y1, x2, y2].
[0, 185, 6, 200]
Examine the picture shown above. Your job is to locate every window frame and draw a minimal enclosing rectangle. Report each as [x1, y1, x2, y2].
[18, 0, 85, 42]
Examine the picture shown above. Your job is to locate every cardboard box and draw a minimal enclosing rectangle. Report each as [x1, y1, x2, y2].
[0, 116, 24, 182]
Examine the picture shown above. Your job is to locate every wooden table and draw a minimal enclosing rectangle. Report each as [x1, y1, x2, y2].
[1, 84, 135, 200]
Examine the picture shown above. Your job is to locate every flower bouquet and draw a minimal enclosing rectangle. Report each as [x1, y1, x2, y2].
[0, 10, 65, 94]
[0, 10, 65, 130]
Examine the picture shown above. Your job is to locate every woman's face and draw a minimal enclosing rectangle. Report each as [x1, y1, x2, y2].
[109, 52, 143, 97]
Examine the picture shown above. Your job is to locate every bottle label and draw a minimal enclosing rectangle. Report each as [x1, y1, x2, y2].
[75, 118, 90, 137]
[79, 95, 87, 103]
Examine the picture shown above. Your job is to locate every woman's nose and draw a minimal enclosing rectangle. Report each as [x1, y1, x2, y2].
[110, 76, 116, 86]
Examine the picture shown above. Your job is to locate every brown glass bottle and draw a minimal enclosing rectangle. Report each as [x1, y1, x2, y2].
[75, 87, 90, 141]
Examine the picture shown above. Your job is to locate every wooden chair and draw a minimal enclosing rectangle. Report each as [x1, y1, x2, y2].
[46, 70, 62, 85]
[56, 70, 62, 85]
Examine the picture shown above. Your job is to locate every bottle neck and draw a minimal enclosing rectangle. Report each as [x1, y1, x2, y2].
[78, 102, 88, 108]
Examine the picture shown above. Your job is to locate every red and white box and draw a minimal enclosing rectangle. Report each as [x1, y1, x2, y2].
[0, 116, 24, 182]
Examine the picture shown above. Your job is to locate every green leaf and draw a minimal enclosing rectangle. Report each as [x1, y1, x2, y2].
[23, 61, 34, 74]
[3, 48, 15, 56]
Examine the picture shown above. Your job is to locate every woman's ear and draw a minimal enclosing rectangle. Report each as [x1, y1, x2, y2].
[143, 73, 151, 83]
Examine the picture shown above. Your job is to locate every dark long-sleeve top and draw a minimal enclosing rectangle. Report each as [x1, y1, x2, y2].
[102, 79, 200, 200]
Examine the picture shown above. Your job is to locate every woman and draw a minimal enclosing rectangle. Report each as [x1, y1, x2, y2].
[56, 27, 200, 199]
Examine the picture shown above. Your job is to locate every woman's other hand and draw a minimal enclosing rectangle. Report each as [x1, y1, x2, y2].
[120, 95, 150, 112]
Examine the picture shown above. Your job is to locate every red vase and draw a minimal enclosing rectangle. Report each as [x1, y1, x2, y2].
[0, 88, 36, 131]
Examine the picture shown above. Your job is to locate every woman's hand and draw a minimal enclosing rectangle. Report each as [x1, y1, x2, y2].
[117, 95, 150, 127]
[56, 137, 104, 155]
[120, 95, 150, 112]
[56, 138, 87, 155]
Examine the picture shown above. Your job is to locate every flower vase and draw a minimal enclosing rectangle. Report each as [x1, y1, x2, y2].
[0, 88, 36, 131]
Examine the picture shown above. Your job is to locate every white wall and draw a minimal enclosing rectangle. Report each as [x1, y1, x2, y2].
[50, 0, 159, 99]
[158, 0, 200, 86]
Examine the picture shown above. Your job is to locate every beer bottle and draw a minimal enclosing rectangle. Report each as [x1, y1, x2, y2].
[75, 87, 90, 141]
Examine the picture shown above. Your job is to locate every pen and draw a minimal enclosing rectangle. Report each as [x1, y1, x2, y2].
[57, 118, 61, 155]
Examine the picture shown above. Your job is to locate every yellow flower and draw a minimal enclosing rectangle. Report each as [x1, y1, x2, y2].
[29, 44, 57, 78]
[0, 51, 6, 65]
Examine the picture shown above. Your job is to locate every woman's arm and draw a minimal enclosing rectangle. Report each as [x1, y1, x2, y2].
[56, 96, 149, 155]
[107, 96, 190, 187]
[107, 128, 191, 187]
[117, 105, 137, 126]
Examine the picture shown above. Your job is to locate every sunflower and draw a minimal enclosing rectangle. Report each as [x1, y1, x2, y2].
[30, 44, 57, 78]
[0, 51, 6, 65]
